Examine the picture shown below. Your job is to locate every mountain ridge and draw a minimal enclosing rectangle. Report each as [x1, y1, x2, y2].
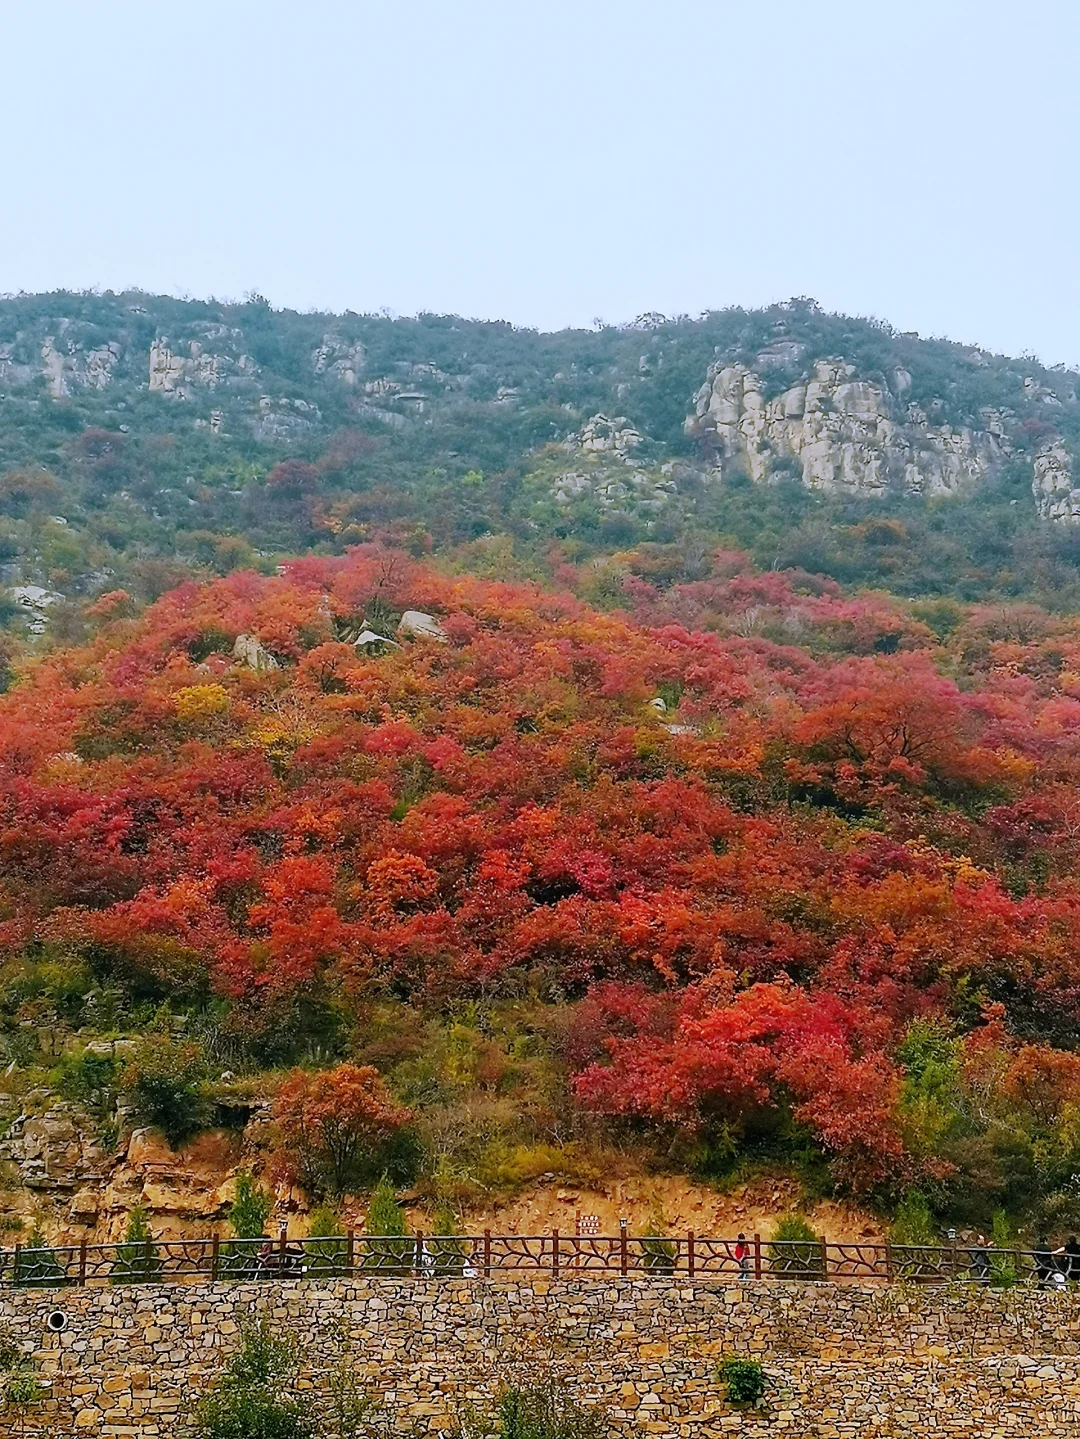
[3, 291, 1080, 649]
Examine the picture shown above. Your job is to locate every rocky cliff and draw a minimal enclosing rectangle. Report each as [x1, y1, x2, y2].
[686, 350, 1080, 520]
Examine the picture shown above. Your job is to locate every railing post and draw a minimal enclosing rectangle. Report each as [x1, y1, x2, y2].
[820, 1241, 829, 1282]
[415, 1232, 424, 1277]
[79, 1238, 88, 1287]
[687, 1231, 695, 1280]
[753, 1233, 762, 1280]
[884, 1241, 893, 1283]
[279, 1224, 288, 1269]
[483, 1229, 491, 1279]
[619, 1219, 628, 1277]
[12, 1243, 20, 1284]
[552, 1229, 559, 1278]
[346, 1230, 355, 1275]
[210, 1234, 220, 1283]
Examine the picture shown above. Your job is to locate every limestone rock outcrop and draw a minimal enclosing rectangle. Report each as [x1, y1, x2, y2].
[0, 1101, 108, 1194]
[41, 336, 121, 397]
[1033, 440, 1080, 522]
[686, 357, 1009, 498]
[311, 334, 365, 385]
[232, 633, 279, 671]
[576, 413, 644, 459]
[148, 337, 257, 398]
[548, 413, 677, 511]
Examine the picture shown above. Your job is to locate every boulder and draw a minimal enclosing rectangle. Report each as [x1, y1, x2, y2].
[232, 633, 279, 671]
[397, 611, 448, 643]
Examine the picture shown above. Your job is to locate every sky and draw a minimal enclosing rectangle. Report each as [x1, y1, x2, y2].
[2, 0, 1078, 365]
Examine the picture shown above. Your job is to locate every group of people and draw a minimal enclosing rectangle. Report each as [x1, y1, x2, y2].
[965, 1233, 1080, 1286]
[1032, 1235, 1080, 1288]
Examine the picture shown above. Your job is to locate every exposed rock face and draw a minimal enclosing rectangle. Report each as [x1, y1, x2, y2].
[687, 358, 1009, 498]
[1033, 440, 1080, 522]
[41, 336, 121, 397]
[576, 413, 644, 459]
[0, 1101, 108, 1193]
[549, 413, 677, 511]
[148, 337, 257, 398]
[551, 466, 677, 510]
[7, 584, 63, 635]
[232, 633, 279, 671]
[311, 334, 365, 385]
[248, 396, 320, 442]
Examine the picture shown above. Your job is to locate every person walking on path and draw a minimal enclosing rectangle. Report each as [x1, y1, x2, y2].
[968, 1234, 990, 1284]
[734, 1233, 751, 1280]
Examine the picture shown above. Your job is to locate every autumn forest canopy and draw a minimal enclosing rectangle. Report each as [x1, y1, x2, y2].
[6, 544, 1080, 1227]
[5, 293, 1080, 1237]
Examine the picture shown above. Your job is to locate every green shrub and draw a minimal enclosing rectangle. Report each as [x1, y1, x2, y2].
[305, 1204, 349, 1280]
[219, 1172, 273, 1280]
[362, 1176, 412, 1275]
[890, 1190, 936, 1246]
[638, 1209, 676, 1274]
[639, 1232, 676, 1274]
[191, 1320, 313, 1439]
[717, 1356, 766, 1406]
[428, 1199, 467, 1276]
[768, 1216, 824, 1281]
[497, 1382, 609, 1439]
[54, 1048, 119, 1123]
[111, 1205, 162, 1285]
[229, 1172, 274, 1239]
[121, 1037, 208, 1147]
[990, 1209, 1018, 1289]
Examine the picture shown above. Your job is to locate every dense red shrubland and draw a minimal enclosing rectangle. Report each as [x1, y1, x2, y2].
[5, 546, 1080, 1197]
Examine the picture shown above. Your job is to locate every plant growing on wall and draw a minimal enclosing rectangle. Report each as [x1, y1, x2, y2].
[191, 1319, 314, 1439]
[496, 1381, 610, 1439]
[0, 1324, 45, 1439]
[717, 1356, 766, 1407]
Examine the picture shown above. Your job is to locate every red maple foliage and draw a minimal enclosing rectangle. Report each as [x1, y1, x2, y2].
[4, 545, 1080, 1194]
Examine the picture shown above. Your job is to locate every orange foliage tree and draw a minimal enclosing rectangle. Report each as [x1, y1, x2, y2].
[273, 1062, 412, 1199]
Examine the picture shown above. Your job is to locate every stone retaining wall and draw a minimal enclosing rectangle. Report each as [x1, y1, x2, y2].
[3, 1278, 1080, 1436]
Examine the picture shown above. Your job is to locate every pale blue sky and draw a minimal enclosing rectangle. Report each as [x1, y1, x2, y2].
[2, 0, 1078, 364]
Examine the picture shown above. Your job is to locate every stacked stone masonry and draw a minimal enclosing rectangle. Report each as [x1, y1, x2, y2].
[3, 1278, 1080, 1436]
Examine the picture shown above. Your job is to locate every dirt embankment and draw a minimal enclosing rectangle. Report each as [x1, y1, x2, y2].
[2, 1115, 883, 1246]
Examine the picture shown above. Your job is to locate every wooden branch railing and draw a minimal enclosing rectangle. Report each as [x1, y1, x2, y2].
[0, 1231, 1064, 1291]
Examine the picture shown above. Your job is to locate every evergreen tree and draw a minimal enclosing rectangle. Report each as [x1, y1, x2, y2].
[219, 1172, 273, 1280]
[13, 1228, 70, 1290]
[305, 1204, 349, 1280]
[111, 1205, 163, 1285]
[362, 1177, 411, 1275]
[429, 1199, 466, 1277]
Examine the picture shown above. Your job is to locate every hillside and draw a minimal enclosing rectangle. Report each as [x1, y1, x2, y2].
[4, 292, 1080, 669]
[3, 547, 1080, 1244]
